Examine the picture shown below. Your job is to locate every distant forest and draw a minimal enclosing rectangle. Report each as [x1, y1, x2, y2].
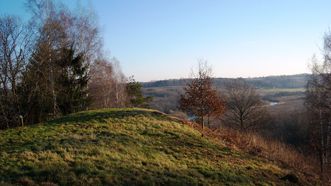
[143, 73, 310, 89]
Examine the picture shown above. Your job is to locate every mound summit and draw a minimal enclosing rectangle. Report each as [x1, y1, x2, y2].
[0, 108, 316, 185]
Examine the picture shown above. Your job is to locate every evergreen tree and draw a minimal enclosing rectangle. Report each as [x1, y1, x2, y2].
[126, 77, 152, 108]
[57, 47, 89, 114]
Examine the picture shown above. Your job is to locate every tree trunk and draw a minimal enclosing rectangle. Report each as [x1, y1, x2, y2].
[201, 115, 204, 130]
[326, 121, 330, 164]
[319, 108, 326, 181]
[240, 115, 244, 131]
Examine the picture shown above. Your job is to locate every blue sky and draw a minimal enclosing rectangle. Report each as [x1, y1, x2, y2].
[1, 0, 331, 81]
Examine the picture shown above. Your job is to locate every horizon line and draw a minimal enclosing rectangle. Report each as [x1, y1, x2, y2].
[141, 73, 311, 83]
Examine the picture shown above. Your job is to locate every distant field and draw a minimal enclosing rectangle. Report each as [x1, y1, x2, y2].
[143, 74, 309, 113]
[143, 86, 306, 113]
[257, 88, 305, 94]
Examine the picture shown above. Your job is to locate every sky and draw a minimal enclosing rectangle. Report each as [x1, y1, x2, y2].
[1, 0, 331, 81]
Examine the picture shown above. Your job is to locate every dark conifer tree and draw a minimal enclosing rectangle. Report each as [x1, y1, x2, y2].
[57, 47, 89, 114]
[126, 77, 152, 108]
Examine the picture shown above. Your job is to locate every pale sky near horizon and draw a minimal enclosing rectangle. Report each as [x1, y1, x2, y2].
[1, 0, 331, 81]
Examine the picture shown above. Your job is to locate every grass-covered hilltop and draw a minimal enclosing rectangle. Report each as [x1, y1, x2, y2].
[0, 108, 318, 185]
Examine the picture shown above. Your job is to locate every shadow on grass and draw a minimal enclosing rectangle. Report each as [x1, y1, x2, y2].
[1, 124, 142, 153]
[6, 160, 254, 186]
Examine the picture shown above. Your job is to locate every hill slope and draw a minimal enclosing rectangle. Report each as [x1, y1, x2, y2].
[0, 108, 316, 185]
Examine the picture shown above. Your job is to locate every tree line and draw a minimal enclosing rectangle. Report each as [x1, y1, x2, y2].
[0, 0, 150, 129]
[143, 74, 309, 89]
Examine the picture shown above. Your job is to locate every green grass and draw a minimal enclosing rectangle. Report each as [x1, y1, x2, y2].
[0, 108, 307, 185]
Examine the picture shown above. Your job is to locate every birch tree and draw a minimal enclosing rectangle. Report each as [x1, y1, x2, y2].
[306, 34, 331, 183]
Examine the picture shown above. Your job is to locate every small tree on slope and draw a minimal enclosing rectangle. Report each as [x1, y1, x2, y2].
[179, 62, 224, 129]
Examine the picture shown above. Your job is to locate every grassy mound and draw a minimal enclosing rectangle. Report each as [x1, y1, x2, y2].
[0, 108, 316, 185]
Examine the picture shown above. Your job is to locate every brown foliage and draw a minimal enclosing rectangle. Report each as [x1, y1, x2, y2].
[179, 62, 225, 128]
[173, 117, 320, 184]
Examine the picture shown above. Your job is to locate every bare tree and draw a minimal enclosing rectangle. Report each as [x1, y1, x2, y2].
[111, 58, 128, 107]
[89, 58, 127, 109]
[19, 0, 102, 122]
[0, 0, 108, 127]
[305, 34, 331, 182]
[179, 62, 224, 129]
[222, 79, 269, 131]
[0, 16, 32, 128]
[89, 59, 114, 108]
[26, 0, 102, 65]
